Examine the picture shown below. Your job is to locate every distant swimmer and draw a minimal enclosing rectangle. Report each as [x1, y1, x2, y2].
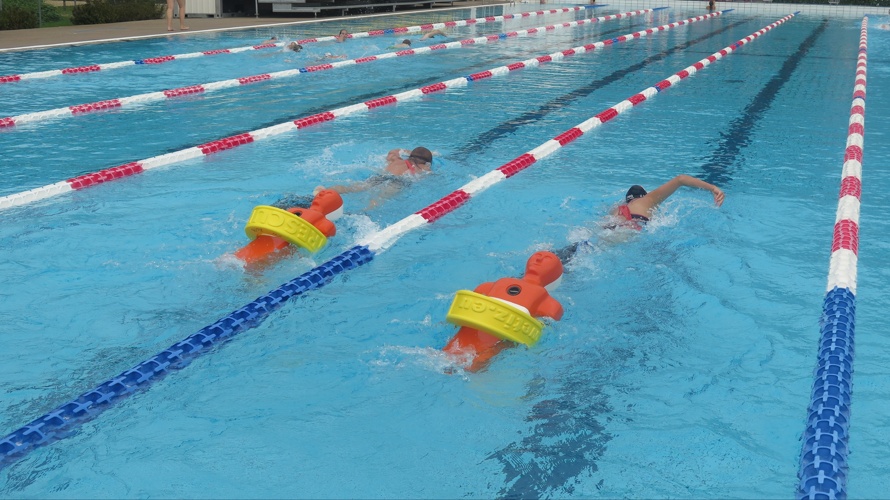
[420, 29, 448, 40]
[391, 39, 412, 49]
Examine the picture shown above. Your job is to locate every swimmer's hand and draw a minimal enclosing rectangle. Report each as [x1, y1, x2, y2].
[712, 187, 725, 207]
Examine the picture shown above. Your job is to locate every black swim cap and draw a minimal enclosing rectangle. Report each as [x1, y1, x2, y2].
[625, 185, 647, 203]
[408, 147, 433, 164]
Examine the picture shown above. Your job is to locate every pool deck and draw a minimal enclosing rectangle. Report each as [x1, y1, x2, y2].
[0, 0, 494, 51]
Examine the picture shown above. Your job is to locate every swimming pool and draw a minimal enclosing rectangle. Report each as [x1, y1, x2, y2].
[2, 3, 890, 498]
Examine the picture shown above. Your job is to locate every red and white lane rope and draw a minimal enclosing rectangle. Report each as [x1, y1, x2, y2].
[0, 8, 656, 129]
[0, 7, 586, 84]
[796, 17, 866, 500]
[358, 14, 797, 253]
[825, 23, 865, 296]
[0, 10, 726, 211]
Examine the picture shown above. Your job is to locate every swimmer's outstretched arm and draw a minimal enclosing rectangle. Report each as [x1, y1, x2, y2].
[640, 174, 724, 214]
[420, 29, 446, 40]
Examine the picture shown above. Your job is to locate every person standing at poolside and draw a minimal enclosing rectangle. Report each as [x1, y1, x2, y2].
[166, 0, 188, 31]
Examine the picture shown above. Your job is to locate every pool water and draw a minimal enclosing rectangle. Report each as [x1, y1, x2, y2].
[2, 4, 890, 498]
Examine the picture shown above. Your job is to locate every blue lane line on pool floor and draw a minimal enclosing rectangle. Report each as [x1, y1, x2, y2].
[454, 16, 752, 160]
[697, 19, 828, 186]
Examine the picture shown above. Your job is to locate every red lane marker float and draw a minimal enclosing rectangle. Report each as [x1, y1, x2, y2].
[60, 65, 101, 74]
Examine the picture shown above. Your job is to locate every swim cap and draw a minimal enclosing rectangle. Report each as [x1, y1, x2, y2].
[625, 185, 647, 203]
[408, 147, 433, 165]
[402, 39, 411, 45]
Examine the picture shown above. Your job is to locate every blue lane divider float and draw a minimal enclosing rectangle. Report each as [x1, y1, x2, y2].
[797, 16, 867, 500]
[0, 245, 373, 468]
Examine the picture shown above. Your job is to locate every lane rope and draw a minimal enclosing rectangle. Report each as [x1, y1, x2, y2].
[0, 4, 607, 53]
[796, 15, 866, 500]
[0, 9, 720, 211]
[0, 13, 795, 469]
[0, 7, 589, 84]
[0, 8, 662, 129]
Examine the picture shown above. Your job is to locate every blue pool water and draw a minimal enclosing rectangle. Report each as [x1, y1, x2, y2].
[2, 4, 890, 498]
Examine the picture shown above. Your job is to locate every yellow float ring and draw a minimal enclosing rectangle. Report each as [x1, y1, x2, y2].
[243, 205, 327, 253]
[445, 290, 544, 347]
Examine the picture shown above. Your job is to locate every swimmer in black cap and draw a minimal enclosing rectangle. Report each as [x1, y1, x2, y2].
[616, 184, 652, 231]
[391, 39, 412, 49]
[614, 175, 723, 230]
[554, 175, 724, 263]
[314, 146, 435, 209]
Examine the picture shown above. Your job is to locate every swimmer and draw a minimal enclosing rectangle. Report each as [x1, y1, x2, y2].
[391, 39, 412, 49]
[287, 42, 303, 52]
[318, 52, 347, 60]
[420, 29, 447, 40]
[314, 147, 434, 209]
[554, 175, 724, 263]
[614, 175, 723, 228]
[261, 36, 279, 44]
[335, 29, 350, 42]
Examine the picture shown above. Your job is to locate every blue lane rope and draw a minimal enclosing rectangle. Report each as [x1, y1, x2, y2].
[798, 288, 854, 498]
[0, 245, 374, 468]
